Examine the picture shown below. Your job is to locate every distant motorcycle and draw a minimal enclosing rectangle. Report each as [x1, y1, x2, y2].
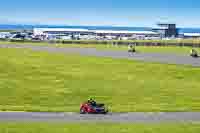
[190, 49, 199, 58]
[128, 48, 136, 53]
[128, 46, 136, 53]
[190, 53, 198, 58]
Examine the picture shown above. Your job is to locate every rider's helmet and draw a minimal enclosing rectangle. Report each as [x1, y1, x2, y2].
[88, 98, 93, 102]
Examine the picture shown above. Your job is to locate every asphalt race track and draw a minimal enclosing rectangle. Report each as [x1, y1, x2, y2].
[0, 44, 200, 67]
[1, 112, 200, 123]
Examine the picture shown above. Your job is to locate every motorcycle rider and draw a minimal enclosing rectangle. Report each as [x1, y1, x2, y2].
[190, 49, 198, 57]
[87, 98, 96, 106]
[128, 44, 132, 51]
[128, 44, 136, 52]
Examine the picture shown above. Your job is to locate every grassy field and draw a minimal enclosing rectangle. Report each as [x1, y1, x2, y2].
[56, 44, 199, 55]
[0, 122, 200, 133]
[0, 48, 200, 112]
[0, 40, 199, 55]
[64, 38, 200, 44]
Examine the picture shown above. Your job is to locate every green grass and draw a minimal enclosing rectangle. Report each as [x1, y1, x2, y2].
[74, 38, 200, 44]
[0, 48, 200, 112]
[56, 44, 198, 55]
[0, 123, 200, 133]
[0, 41, 199, 55]
[0, 41, 51, 46]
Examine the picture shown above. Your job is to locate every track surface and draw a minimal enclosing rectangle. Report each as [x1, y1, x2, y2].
[0, 44, 200, 66]
[0, 44, 200, 123]
[1, 112, 200, 123]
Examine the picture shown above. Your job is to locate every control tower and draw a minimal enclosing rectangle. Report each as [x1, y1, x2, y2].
[152, 23, 178, 38]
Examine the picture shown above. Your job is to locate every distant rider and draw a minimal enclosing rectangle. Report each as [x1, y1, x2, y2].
[128, 44, 136, 53]
[128, 44, 132, 51]
[190, 49, 198, 56]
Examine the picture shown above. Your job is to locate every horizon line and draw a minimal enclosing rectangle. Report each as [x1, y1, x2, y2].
[0, 23, 200, 29]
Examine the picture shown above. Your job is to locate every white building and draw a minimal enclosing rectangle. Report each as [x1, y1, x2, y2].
[33, 28, 160, 40]
[0, 32, 11, 39]
[33, 28, 92, 36]
[183, 33, 200, 38]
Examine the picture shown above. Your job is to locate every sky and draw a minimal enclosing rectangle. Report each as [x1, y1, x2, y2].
[0, 0, 200, 27]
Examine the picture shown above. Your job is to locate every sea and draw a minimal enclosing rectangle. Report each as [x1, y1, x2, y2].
[1, 24, 200, 33]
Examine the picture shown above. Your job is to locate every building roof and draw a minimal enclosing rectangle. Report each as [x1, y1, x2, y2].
[34, 28, 90, 32]
[34, 28, 159, 35]
[184, 33, 200, 37]
[152, 26, 168, 30]
[93, 30, 158, 35]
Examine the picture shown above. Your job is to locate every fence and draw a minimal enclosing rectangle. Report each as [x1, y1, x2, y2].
[1, 39, 200, 47]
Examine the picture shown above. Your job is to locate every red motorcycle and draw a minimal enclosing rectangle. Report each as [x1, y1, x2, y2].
[80, 101, 108, 114]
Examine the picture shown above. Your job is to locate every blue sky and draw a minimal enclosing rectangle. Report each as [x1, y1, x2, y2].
[0, 0, 200, 27]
